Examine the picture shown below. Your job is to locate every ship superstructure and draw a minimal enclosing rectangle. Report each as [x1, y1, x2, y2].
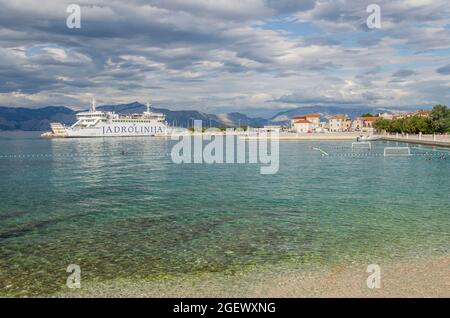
[44, 99, 167, 138]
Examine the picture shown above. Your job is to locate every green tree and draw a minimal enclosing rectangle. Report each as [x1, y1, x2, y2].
[369, 105, 449, 134]
[391, 118, 405, 133]
[406, 116, 431, 134]
[430, 105, 450, 133]
[373, 118, 390, 131]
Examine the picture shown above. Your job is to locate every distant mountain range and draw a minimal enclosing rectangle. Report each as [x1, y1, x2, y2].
[98, 102, 269, 128]
[0, 102, 405, 131]
[0, 106, 75, 131]
[0, 102, 269, 131]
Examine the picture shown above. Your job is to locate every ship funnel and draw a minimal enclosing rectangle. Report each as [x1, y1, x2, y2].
[146, 101, 151, 113]
[91, 98, 96, 112]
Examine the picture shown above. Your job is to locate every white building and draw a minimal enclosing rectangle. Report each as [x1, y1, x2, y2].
[291, 114, 321, 133]
[317, 121, 329, 132]
[293, 119, 312, 133]
[328, 114, 349, 132]
[378, 112, 394, 120]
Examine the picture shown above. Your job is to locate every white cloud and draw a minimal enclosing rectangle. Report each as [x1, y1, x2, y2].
[0, 0, 448, 113]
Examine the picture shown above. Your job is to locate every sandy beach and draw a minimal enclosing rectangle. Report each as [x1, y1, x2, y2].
[58, 255, 449, 298]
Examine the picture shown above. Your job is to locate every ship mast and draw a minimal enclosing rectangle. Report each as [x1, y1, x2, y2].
[146, 100, 151, 113]
[91, 98, 96, 112]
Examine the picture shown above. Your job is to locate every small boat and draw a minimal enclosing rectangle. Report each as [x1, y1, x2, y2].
[356, 135, 379, 142]
[40, 132, 53, 138]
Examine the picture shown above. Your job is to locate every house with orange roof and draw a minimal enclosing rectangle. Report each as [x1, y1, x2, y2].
[291, 114, 321, 133]
[352, 116, 378, 132]
[292, 118, 313, 133]
[361, 116, 378, 131]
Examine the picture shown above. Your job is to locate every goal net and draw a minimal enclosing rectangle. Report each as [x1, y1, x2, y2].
[352, 142, 371, 151]
[383, 147, 411, 157]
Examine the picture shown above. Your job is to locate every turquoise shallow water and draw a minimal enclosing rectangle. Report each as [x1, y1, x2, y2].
[0, 131, 449, 296]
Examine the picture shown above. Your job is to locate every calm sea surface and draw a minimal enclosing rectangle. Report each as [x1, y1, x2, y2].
[0, 131, 449, 296]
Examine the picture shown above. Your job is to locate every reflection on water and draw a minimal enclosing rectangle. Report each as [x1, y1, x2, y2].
[0, 132, 449, 296]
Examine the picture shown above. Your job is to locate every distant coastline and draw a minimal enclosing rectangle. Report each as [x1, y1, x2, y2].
[0, 103, 428, 132]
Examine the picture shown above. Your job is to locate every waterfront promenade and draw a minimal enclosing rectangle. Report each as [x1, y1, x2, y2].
[246, 131, 450, 146]
[243, 132, 362, 140]
[379, 133, 450, 148]
[170, 130, 450, 146]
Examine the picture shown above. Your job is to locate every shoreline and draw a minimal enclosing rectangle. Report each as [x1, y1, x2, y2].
[57, 254, 450, 298]
[380, 136, 450, 148]
[243, 132, 362, 140]
[4, 130, 449, 147]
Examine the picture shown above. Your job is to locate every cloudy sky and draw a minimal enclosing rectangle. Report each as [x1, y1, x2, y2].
[0, 0, 449, 116]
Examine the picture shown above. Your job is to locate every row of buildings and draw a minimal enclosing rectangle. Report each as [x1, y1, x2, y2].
[290, 110, 432, 133]
[291, 114, 377, 133]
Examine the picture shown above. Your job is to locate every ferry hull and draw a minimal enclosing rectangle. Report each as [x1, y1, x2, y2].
[62, 122, 167, 138]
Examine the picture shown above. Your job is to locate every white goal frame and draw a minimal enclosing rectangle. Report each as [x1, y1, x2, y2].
[352, 142, 371, 151]
[383, 147, 411, 157]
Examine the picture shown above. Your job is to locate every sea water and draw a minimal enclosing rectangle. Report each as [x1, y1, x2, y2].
[0, 132, 449, 296]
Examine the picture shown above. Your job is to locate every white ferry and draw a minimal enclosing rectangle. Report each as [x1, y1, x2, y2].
[42, 99, 167, 138]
